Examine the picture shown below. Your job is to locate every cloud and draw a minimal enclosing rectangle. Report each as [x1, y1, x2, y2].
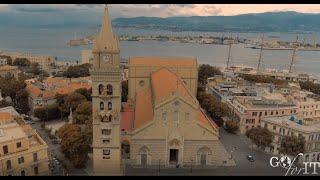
[1, 4, 320, 18]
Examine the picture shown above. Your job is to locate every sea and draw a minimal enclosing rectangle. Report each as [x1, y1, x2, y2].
[0, 26, 320, 79]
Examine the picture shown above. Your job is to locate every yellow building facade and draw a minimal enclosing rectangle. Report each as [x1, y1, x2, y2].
[0, 107, 49, 176]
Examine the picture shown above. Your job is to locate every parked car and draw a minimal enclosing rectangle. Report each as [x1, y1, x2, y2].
[247, 155, 254, 162]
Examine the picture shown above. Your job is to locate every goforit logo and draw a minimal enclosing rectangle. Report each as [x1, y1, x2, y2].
[270, 153, 320, 176]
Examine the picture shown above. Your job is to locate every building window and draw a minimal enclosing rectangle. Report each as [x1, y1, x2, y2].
[271, 111, 274, 115]
[106, 84, 113, 95]
[282, 111, 284, 115]
[100, 102, 104, 111]
[6, 160, 11, 170]
[264, 123, 268, 129]
[265, 112, 267, 116]
[103, 149, 111, 159]
[276, 111, 279, 115]
[139, 80, 145, 87]
[162, 112, 167, 121]
[102, 129, 111, 136]
[259, 112, 262, 117]
[3, 145, 8, 154]
[185, 112, 190, 122]
[34, 167, 39, 175]
[252, 112, 257, 116]
[33, 153, 38, 162]
[273, 125, 276, 130]
[173, 111, 179, 127]
[98, 84, 104, 95]
[18, 157, 24, 164]
[17, 142, 21, 148]
[103, 139, 110, 144]
[108, 102, 112, 110]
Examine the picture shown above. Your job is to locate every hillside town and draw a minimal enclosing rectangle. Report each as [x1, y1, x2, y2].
[0, 5, 320, 176]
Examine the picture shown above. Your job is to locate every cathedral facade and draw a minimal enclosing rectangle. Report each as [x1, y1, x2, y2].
[92, 7, 234, 175]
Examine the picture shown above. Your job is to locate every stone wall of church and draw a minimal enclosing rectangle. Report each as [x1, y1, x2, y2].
[130, 139, 167, 166]
[129, 139, 235, 167]
[183, 140, 235, 167]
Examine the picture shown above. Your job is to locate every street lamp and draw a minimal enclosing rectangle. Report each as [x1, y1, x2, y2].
[158, 159, 161, 173]
[190, 158, 193, 174]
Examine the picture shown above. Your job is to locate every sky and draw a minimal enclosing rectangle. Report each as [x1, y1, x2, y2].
[1, 4, 320, 18]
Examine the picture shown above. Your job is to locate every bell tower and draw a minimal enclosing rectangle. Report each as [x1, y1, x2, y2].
[91, 5, 122, 175]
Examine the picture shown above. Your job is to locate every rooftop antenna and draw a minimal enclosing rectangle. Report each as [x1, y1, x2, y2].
[289, 36, 299, 73]
[257, 33, 265, 72]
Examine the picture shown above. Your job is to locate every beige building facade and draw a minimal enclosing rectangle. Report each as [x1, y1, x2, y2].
[0, 106, 49, 176]
[0, 51, 55, 70]
[261, 115, 320, 162]
[0, 65, 20, 78]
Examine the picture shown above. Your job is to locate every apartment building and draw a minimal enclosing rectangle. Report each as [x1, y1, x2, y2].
[0, 106, 49, 176]
[261, 115, 320, 162]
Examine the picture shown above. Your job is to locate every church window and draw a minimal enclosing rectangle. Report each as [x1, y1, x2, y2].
[109, 115, 112, 122]
[162, 112, 167, 121]
[173, 111, 179, 127]
[100, 102, 104, 110]
[102, 139, 110, 144]
[98, 84, 104, 95]
[107, 84, 113, 95]
[174, 101, 180, 107]
[102, 129, 111, 135]
[103, 149, 111, 159]
[139, 80, 145, 87]
[108, 102, 112, 110]
[185, 112, 190, 122]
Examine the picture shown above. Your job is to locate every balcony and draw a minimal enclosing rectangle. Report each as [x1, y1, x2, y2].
[31, 159, 49, 166]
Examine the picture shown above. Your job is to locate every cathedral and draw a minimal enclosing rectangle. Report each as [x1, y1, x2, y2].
[91, 6, 234, 175]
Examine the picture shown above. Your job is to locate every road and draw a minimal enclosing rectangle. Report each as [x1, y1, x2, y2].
[30, 119, 89, 176]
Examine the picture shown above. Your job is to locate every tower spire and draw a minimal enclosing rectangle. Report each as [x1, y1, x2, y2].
[93, 4, 119, 53]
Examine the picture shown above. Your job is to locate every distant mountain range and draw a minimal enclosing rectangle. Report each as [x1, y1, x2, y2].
[112, 11, 320, 33]
[1, 11, 320, 33]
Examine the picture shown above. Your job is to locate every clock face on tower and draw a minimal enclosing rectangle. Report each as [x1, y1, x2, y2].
[102, 54, 112, 64]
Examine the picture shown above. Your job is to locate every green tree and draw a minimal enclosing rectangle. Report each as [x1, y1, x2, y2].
[75, 88, 92, 101]
[57, 124, 90, 168]
[239, 74, 288, 86]
[246, 127, 274, 148]
[0, 75, 29, 114]
[61, 92, 87, 114]
[28, 62, 41, 75]
[13, 58, 31, 67]
[63, 63, 91, 78]
[84, 117, 93, 145]
[198, 64, 222, 85]
[279, 135, 306, 156]
[73, 101, 92, 124]
[15, 89, 30, 114]
[121, 80, 128, 102]
[0, 100, 13, 108]
[225, 120, 239, 134]
[34, 103, 60, 121]
[299, 81, 320, 95]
